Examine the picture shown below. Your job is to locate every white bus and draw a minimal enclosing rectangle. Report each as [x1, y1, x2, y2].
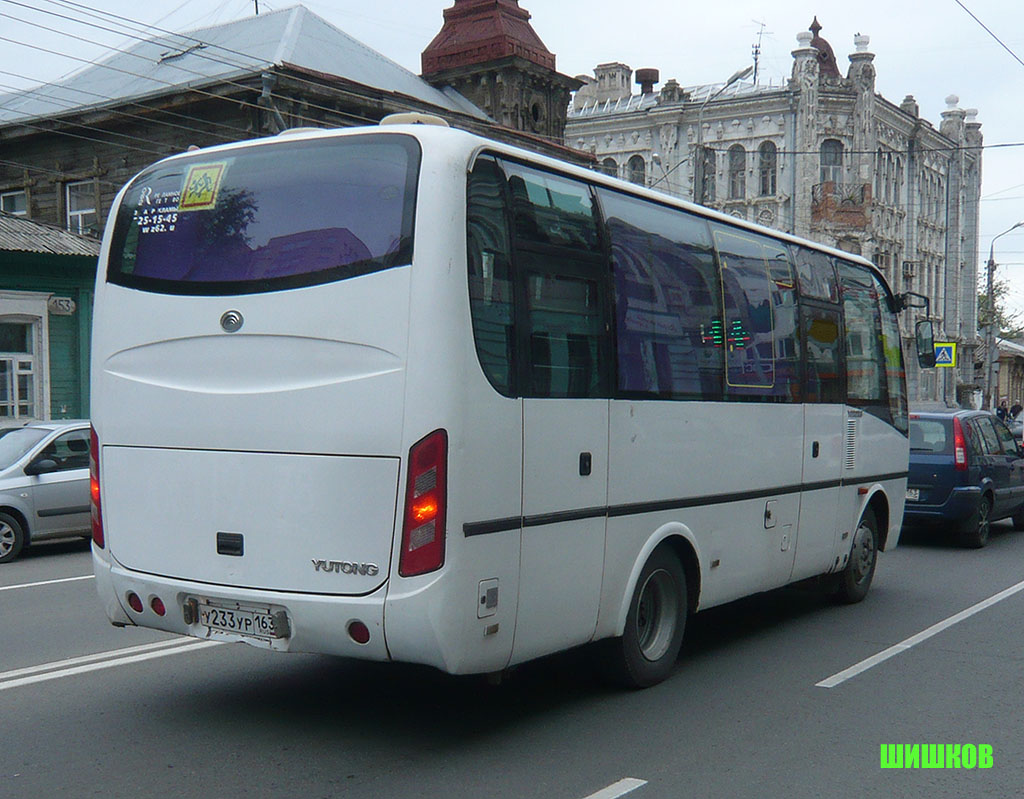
[90, 120, 929, 687]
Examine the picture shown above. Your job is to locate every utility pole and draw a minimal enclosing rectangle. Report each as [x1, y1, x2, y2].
[984, 250, 996, 410]
[984, 220, 1024, 410]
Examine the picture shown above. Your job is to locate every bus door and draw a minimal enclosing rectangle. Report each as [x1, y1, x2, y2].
[794, 302, 845, 580]
[513, 260, 610, 664]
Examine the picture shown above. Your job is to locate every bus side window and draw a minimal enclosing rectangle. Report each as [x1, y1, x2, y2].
[803, 306, 844, 403]
[467, 156, 516, 395]
[836, 260, 890, 424]
[498, 159, 609, 399]
[597, 187, 723, 400]
[793, 246, 840, 302]
[712, 226, 799, 402]
[874, 272, 908, 433]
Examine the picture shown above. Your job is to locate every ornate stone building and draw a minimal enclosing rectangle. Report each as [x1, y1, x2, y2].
[566, 21, 983, 405]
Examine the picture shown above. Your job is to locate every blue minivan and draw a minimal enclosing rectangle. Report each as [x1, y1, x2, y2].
[905, 410, 1024, 547]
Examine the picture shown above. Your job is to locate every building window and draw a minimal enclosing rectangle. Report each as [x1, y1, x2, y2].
[626, 155, 646, 186]
[758, 141, 777, 196]
[0, 320, 36, 419]
[728, 145, 746, 200]
[820, 139, 843, 184]
[1, 190, 27, 216]
[66, 180, 97, 234]
[601, 158, 618, 178]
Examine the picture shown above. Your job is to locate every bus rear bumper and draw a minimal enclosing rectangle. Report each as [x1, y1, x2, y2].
[92, 549, 391, 662]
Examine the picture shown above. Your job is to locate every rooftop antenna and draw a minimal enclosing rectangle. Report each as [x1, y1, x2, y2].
[751, 19, 771, 85]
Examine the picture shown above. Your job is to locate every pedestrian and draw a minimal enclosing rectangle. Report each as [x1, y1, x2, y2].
[997, 400, 1008, 420]
[1011, 401, 1023, 420]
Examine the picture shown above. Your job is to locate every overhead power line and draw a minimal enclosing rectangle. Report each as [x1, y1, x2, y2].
[954, 0, 1024, 70]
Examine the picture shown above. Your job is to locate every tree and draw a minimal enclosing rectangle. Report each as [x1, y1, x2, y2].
[978, 275, 1024, 340]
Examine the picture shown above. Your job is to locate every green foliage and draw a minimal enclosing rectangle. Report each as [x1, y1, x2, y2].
[978, 275, 1024, 339]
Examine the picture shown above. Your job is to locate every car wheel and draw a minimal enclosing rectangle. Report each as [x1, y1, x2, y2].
[0, 511, 26, 564]
[602, 545, 687, 688]
[834, 509, 878, 604]
[1012, 506, 1024, 531]
[960, 494, 992, 548]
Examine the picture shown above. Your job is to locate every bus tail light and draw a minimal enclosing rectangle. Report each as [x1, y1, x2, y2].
[953, 417, 968, 472]
[399, 429, 447, 577]
[90, 425, 104, 548]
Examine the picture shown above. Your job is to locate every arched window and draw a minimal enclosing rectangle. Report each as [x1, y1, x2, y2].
[600, 158, 618, 178]
[728, 145, 746, 199]
[758, 141, 777, 196]
[820, 139, 843, 184]
[627, 155, 646, 186]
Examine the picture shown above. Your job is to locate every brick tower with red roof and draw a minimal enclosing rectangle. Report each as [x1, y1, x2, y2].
[421, 0, 581, 142]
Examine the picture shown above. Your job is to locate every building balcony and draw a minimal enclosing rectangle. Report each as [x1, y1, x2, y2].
[811, 182, 871, 228]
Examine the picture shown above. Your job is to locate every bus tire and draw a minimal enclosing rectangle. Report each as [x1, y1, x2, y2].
[0, 511, 26, 564]
[834, 509, 878, 604]
[603, 546, 687, 688]
[960, 495, 992, 548]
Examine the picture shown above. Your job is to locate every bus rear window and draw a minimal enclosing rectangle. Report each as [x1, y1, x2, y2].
[107, 134, 420, 295]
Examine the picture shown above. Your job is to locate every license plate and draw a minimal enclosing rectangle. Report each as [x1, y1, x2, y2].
[199, 603, 280, 639]
[905, 488, 920, 502]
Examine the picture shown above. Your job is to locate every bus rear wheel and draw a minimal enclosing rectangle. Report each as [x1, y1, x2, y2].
[603, 546, 687, 688]
[834, 509, 878, 604]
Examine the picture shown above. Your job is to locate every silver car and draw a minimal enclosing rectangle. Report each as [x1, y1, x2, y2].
[0, 420, 91, 563]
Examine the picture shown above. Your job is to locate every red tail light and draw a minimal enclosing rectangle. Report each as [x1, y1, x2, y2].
[90, 425, 104, 548]
[399, 429, 447, 577]
[953, 417, 968, 472]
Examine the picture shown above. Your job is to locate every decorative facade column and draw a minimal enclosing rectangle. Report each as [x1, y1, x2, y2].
[790, 30, 819, 237]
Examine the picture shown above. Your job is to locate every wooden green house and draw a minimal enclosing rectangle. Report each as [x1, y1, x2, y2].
[0, 211, 100, 421]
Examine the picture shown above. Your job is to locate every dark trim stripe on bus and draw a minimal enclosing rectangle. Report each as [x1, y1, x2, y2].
[462, 471, 909, 537]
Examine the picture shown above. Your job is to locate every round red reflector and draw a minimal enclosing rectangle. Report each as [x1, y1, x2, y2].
[348, 621, 370, 645]
[127, 592, 144, 613]
[150, 597, 166, 617]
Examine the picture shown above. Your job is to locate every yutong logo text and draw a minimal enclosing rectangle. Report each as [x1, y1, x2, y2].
[312, 559, 379, 576]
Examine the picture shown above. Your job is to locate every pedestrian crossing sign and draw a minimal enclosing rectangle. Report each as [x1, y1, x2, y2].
[934, 343, 956, 367]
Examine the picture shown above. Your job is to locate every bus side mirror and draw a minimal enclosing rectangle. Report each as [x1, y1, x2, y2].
[915, 320, 936, 368]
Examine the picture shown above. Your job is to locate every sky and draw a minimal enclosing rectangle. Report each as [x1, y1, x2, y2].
[1, 0, 1023, 317]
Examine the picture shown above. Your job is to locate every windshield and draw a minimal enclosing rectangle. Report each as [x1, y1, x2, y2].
[107, 133, 420, 295]
[0, 427, 48, 470]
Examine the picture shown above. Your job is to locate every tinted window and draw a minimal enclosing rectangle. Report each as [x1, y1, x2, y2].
[107, 134, 420, 295]
[502, 160, 601, 252]
[467, 157, 515, 395]
[909, 419, 950, 454]
[713, 225, 800, 401]
[599, 189, 722, 399]
[521, 257, 605, 398]
[803, 306, 844, 403]
[992, 417, 1019, 454]
[972, 417, 1001, 455]
[837, 261, 889, 422]
[793, 247, 839, 302]
[39, 429, 90, 471]
[876, 273, 908, 433]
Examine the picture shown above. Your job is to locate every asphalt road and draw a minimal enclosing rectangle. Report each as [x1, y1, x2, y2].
[3, 524, 1024, 799]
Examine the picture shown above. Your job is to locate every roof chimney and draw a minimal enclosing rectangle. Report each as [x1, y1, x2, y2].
[635, 68, 659, 95]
